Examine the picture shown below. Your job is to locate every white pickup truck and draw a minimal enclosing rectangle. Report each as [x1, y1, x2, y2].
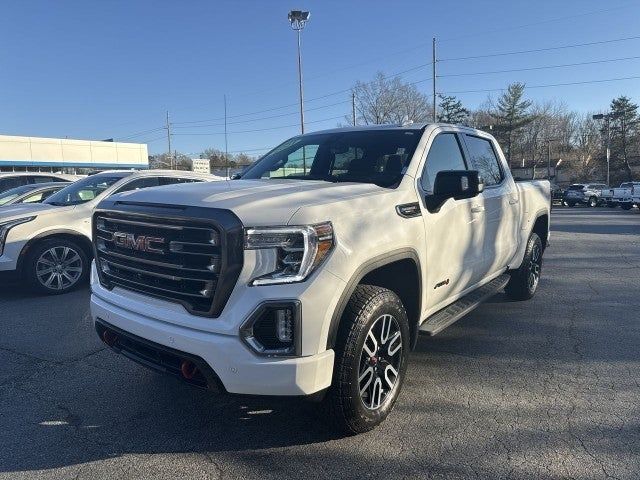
[90, 123, 550, 433]
[600, 182, 640, 209]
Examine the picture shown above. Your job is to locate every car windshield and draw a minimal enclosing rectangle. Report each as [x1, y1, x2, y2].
[568, 184, 585, 190]
[44, 174, 128, 206]
[0, 184, 39, 206]
[240, 129, 423, 188]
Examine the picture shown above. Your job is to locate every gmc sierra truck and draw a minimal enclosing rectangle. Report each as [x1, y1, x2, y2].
[90, 123, 550, 434]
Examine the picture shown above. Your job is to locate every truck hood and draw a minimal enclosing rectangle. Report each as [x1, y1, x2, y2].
[109, 179, 390, 225]
[0, 202, 67, 221]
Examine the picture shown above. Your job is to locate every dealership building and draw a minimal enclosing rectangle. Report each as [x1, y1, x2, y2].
[0, 134, 148, 174]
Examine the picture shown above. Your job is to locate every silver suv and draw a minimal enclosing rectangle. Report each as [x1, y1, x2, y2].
[564, 183, 607, 207]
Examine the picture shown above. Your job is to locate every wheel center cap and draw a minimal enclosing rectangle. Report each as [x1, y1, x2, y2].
[369, 356, 378, 366]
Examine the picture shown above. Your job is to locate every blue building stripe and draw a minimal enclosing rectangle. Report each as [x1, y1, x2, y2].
[0, 160, 148, 169]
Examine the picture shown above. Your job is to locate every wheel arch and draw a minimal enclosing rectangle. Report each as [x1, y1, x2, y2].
[531, 212, 549, 250]
[18, 230, 93, 275]
[326, 248, 422, 352]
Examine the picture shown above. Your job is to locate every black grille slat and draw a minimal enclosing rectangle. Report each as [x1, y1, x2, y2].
[94, 211, 225, 315]
[93, 203, 244, 317]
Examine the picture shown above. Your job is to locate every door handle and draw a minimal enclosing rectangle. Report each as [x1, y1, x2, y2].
[509, 198, 519, 205]
[471, 205, 485, 213]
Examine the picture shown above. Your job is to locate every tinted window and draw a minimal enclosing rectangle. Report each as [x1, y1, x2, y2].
[464, 135, 503, 186]
[241, 130, 422, 188]
[421, 133, 467, 193]
[115, 177, 160, 193]
[568, 184, 585, 190]
[158, 177, 203, 186]
[0, 177, 29, 192]
[32, 176, 63, 183]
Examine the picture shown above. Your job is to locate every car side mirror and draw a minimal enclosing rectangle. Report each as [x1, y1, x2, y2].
[425, 170, 484, 212]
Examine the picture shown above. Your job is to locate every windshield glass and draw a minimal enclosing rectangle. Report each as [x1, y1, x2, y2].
[568, 184, 585, 190]
[240, 129, 422, 187]
[0, 184, 38, 206]
[44, 174, 127, 206]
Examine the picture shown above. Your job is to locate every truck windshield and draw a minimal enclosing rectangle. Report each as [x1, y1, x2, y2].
[240, 129, 422, 187]
[568, 185, 585, 190]
[45, 174, 127, 206]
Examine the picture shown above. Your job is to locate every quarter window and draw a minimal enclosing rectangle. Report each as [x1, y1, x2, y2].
[464, 135, 503, 186]
[421, 133, 467, 193]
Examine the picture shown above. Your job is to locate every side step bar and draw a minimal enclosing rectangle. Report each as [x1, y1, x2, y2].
[419, 273, 511, 336]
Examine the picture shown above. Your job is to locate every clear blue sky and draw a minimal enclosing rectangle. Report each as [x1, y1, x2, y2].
[1, 0, 639, 156]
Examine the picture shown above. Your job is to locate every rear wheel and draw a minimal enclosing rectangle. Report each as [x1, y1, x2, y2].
[25, 238, 88, 294]
[325, 285, 409, 434]
[505, 233, 543, 301]
[588, 196, 598, 208]
[621, 203, 632, 210]
[567, 202, 575, 207]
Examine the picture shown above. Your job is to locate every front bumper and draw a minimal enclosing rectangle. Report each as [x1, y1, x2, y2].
[91, 293, 334, 395]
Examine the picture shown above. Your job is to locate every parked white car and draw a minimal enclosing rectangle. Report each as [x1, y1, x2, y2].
[600, 182, 640, 209]
[90, 124, 551, 433]
[0, 170, 218, 293]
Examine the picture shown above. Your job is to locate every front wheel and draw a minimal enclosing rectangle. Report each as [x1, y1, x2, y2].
[325, 285, 410, 435]
[505, 233, 543, 301]
[25, 238, 88, 294]
[621, 203, 633, 210]
[566, 202, 575, 207]
[588, 196, 598, 208]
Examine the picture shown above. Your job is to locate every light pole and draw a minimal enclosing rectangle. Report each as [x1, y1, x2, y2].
[288, 10, 310, 135]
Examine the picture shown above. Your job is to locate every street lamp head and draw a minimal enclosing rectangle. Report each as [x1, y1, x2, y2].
[288, 10, 310, 30]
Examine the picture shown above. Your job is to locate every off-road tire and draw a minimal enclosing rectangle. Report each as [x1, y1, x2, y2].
[325, 285, 410, 435]
[505, 233, 543, 301]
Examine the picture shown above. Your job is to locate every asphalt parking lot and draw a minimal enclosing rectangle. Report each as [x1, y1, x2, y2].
[1, 207, 638, 480]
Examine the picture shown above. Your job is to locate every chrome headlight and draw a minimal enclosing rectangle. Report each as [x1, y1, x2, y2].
[244, 222, 334, 285]
[0, 217, 36, 256]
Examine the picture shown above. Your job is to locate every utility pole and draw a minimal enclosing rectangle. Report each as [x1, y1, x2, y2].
[547, 140, 552, 180]
[605, 116, 611, 186]
[224, 94, 229, 178]
[165, 111, 172, 169]
[432, 37, 437, 123]
[352, 91, 356, 126]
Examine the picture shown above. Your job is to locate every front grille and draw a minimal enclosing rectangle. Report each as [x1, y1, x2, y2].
[93, 202, 243, 317]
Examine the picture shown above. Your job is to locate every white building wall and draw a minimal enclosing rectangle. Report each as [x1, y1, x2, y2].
[0, 135, 148, 171]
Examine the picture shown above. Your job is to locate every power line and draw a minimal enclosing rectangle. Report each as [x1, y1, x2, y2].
[439, 34, 640, 62]
[173, 114, 345, 136]
[442, 75, 640, 95]
[440, 55, 640, 78]
[118, 126, 165, 140]
[438, 2, 637, 42]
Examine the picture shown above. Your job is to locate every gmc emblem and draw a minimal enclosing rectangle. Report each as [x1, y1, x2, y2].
[112, 232, 165, 254]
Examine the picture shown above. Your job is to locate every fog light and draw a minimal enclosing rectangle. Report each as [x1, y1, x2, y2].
[275, 308, 293, 342]
[240, 302, 301, 356]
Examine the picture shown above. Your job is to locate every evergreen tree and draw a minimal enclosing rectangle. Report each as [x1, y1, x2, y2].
[437, 94, 469, 124]
[493, 83, 533, 165]
[608, 96, 639, 181]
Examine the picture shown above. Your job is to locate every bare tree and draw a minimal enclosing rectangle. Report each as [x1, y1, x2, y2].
[349, 72, 431, 125]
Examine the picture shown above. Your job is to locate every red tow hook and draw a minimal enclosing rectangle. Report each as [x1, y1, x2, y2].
[180, 360, 198, 380]
[102, 329, 118, 347]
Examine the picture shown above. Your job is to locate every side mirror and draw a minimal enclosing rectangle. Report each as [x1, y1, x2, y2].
[425, 170, 484, 212]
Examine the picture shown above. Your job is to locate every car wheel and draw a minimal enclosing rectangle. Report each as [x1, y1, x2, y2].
[588, 196, 597, 207]
[621, 203, 632, 210]
[25, 238, 88, 294]
[505, 233, 543, 301]
[567, 202, 575, 207]
[325, 285, 409, 435]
